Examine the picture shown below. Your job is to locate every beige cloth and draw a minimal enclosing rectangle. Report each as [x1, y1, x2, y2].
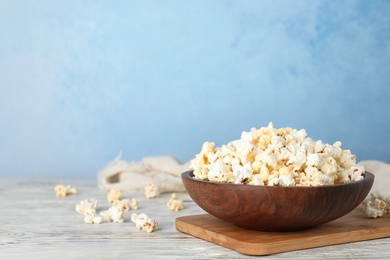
[358, 160, 390, 197]
[97, 154, 191, 193]
[98, 155, 390, 196]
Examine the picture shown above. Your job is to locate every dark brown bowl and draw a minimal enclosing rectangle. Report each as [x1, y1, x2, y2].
[182, 170, 374, 232]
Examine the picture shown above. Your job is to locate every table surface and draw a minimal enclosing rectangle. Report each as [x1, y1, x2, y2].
[1, 179, 389, 259]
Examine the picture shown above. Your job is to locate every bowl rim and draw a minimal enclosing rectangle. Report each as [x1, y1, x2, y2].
[181, 170, 374, 189]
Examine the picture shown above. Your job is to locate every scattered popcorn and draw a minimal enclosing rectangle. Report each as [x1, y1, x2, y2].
[107, 189, 122, 203]
[84, 212, 104, 224]
[167, 193, 184, 211]
[190, 122, 365, 187]
[131, 213, 158, 233]
[362, 192, 389, 218]
[76, 196, 139, 224]
[55, 184, 77, 197]
[144, 183, 160, 198]
[75, 199, 98, 215]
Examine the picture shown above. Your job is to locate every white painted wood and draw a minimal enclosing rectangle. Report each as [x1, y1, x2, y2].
[0, 179, 389, 259]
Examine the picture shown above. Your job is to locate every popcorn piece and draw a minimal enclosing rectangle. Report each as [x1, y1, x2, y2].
[208, 162, 230, 183]
[144, 183, 160, 199]
[167, 193, 184, 211]
[297, 172, 310, 186]
[306, 153, 323, 167]
[99, 210, 112, 223]
[311, 172, 330, 186]
[362, 192, 389, 218]
[190, 122, 365, 187]
[231, 139, 253, 164]
[131, 213, 158, 233]
[55, 185, 67, 198]
[248, 174, 264, 186]
[349, 165, 365, 182]
[55, 184, 77, 197]
[107, 189, 122, 203]
[189, 142, 216, 180]
[267, 177, 279, 186]
[109, 206, 124, 223]
[84, 212, 104, 224]
[279, 174, 295, 187]
[232, 162, 253, 184]
[75, 199, 98, 215]
[113, 198, 139, 211]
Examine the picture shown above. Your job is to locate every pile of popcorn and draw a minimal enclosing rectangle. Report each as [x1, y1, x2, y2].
[190, 122, 365, 187]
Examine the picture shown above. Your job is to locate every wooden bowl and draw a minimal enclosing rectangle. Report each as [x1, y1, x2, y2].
[181, 170, 374, 232]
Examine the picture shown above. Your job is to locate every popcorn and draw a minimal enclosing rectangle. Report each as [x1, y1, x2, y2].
[99, 210, 113, 223]
[248, 174, 264, 186]
[312, 172, 329, 186]
[267, 177, 279, 186]
[191, 142, 216, 180]
[362, 192, 389, 218]
[144, 183, 160, 199]
[306, 153, 323, 167]
[84, 212, 104, 224]
[167, 193, 184, 211]
[76, 195, 139, 224]
[109, 205, 124, 223]
[190, 122, 365, 186]
[279, 174, 295, 187]
[232, 162, 253, 184]
[131, 213, 158, 233]
[107, 189, 122, 203]
[349, 165, 365, 182]
[113, 198, 139, 212]
[55, 184, 77, 197]
[75, 199, 98, 215]
[207, 162, 230, 183]
[258, 163, 270, 182]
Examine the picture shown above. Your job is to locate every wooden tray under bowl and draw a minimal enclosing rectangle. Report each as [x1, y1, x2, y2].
[176, 206, 390, 256]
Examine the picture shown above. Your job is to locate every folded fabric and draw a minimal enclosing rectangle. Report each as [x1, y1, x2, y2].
[358, 160, 390, 197]
[97, 154, 191, 193]
[98, 154, 390, 197]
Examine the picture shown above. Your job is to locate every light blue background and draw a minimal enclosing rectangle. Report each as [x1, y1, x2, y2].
[1, 1, 389, 179]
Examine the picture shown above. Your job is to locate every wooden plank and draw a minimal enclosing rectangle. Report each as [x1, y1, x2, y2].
[176, 206, 390, 256]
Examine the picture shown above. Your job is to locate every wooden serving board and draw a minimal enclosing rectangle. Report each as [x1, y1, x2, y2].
[176, 206, 390, 256]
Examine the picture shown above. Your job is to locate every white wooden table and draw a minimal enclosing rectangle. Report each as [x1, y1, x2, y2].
[1, 179, 389, 259]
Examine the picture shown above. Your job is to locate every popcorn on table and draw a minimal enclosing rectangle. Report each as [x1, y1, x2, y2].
[190, 122, 365, 187]
[362, 192, 389, 218]
[109, 205, 124, 223]
[131, 213, 158, 233]
[55, 184, 77, 197]
[113, 198, 139, 211]
[107, 189, 122, 203]
[144, 183, 160, 198]
[167, 193, 184, 211]
[75, 199, 98, 215]
[99, 209, 113, 223]
[84, 212, 104, 224]
[76, 196, 140, 224]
